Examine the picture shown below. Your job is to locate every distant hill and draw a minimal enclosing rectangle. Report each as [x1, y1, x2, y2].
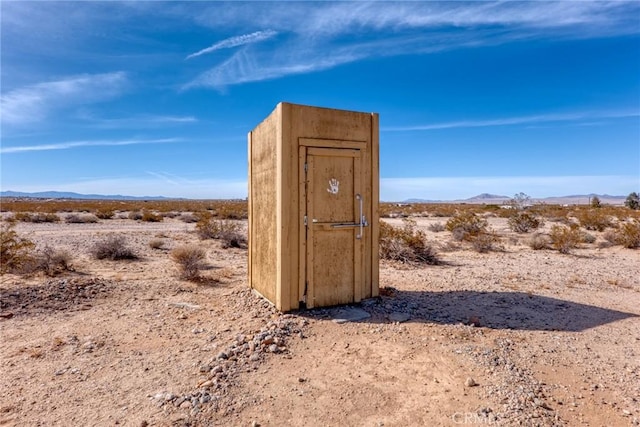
[0, 190, 173, 201]
[403, 193, 627, 205]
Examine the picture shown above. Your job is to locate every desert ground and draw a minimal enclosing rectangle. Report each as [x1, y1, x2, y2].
[1, 207, 639, 426]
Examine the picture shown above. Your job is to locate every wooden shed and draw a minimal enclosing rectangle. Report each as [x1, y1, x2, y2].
[248, 102, 379, 311]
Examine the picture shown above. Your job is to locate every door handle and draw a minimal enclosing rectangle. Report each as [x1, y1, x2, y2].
[356, 194, 365, 240]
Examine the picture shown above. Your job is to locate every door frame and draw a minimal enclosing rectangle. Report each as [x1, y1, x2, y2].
[298, 138, 367, 308]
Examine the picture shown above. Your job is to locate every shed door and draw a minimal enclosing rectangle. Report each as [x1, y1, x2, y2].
[303, 147, 363, 308]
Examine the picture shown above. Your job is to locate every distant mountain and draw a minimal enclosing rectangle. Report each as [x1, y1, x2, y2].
[402, 193, 627, 205]
[0, 190, 173, 201]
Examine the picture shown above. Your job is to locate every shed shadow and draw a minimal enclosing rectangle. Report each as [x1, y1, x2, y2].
[302, 290, 638, 332]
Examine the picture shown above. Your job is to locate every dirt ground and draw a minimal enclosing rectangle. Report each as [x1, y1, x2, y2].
[1, 216, 639, 426]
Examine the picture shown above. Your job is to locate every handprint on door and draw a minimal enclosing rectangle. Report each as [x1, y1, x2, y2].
[327, 178, 340, 194]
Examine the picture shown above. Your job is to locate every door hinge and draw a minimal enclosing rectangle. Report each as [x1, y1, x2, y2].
[303, 215, 308, 226]
[304, 163, 308, 173]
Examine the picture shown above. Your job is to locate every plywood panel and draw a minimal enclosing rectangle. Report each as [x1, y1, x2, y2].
[248, 106, 279, 304]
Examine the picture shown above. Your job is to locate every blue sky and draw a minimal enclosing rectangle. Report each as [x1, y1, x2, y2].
[1, 1, 639, 201]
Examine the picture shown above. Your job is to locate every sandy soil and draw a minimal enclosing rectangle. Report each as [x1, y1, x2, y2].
[1, 216, 639, 426]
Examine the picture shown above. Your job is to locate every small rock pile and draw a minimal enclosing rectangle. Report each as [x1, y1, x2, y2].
[151, 306, 308, 418]
[461, 338, 560, 426]
[0, 277, 112, 316]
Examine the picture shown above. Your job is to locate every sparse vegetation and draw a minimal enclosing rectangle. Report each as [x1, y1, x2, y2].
[91, 235, 137, 260]
[34, 246, 73, 276]
[65, 213, 99, 224]
[428, 222, 445, 232]
[614, 220, 640, 248]
[14, 212, 60, 223]
[171, 245, 206, 280]
[590, 196, 601, 208]
[549, 225, 581, 254]
[625, 192, 639, 210]
[379, 219, 440, 265]
[445, 212, 488, 241]
[141, 210, 163, 222]
[128, 211, 143, 221]
[529, 233, 549, 250]
[575, 209, 612, 231]
[95, 209, 115, 219]
[508, 212, 543, 233]
[196, 214, 247, 248]
[0, 223, 36, 274]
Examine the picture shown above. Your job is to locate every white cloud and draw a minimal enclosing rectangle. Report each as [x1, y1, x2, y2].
[382, 111, 640, 132]
[186, 2, 640, 89]
[1, 72, 128, 125]
[186, 30, 278, 59]
[380, 175, 639, 201]
[1, 138, 180, 154]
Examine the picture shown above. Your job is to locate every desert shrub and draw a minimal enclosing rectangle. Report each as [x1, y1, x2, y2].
[576, 209, 612, 231]
[161, 211, 179, 219]
[141, 210, 163, 222]
[471, 232, 501, 253]
[91, 235, 137, 260]
[549, 225, 581, 254]
[615, 221, 640, 248]
[196, 214, 247, 248]
[508, 212, 543, 233]
[14, 212, 60, 223]
[428, 222, 445, 232]
[65, 213, 98, 224]
[590, 196, 601, 208]
[95, 209, 115, 219]
[128, 211, 143, 221]
[603, 230, 618, 245]
[625, 192, 639, 210]
[0, 223, 35, 274]
[171, 245, 206, 280]
[149, 239, 165, 250]
[580, 231, 596, 244]
[446, 212, 488, 241]
[34, 246, 73, 276]
[379, 220, 440, 265]
[178, 213, 199, 223]
[528, 233, 549, 250]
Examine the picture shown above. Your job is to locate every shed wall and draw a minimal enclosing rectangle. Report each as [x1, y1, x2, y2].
[248, 105, 280, 304]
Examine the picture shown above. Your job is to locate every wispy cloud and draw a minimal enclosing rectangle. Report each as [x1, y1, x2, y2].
[77, 113, 198, 129]
[187, 1, 640, 89]
[382, 111, 640, 132]
[186, 30, 277, 59]
[1, 137, 180, 154]
[1, 72, 128, 125]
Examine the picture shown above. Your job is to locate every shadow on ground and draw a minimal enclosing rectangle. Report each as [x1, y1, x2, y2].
[303, 290, 639, 332]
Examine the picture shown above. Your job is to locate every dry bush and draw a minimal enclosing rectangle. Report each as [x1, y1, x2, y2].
[178, 213, 199, 223]
[576, 209, 612, 231]
[446, 212, 488, 241]
[161, 211, 180, 219]
[615, 221, 640, 248]
[549, 225, 581, 254]
[580, 231, 596, 244]
[91, 235, 137, 260]
[428, 222, 445, 232]
[65, 213, 99, 224]
[0, 223, 36, 274]
[529, 233, 549, 250]
[196, 214, 247, 248]
[94, 209, 115, 219]
[34, 246, 73, 276]
[508, 212, 543, 233]
[379, 220, 440, 265]
[14, 212, 60, 223]
[171, 245, 206, 280]
[149, 239, 165, 250]
[128, 211, 143, 221]
[471, 232, 502, 253]
[141, 210, 163, 222]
